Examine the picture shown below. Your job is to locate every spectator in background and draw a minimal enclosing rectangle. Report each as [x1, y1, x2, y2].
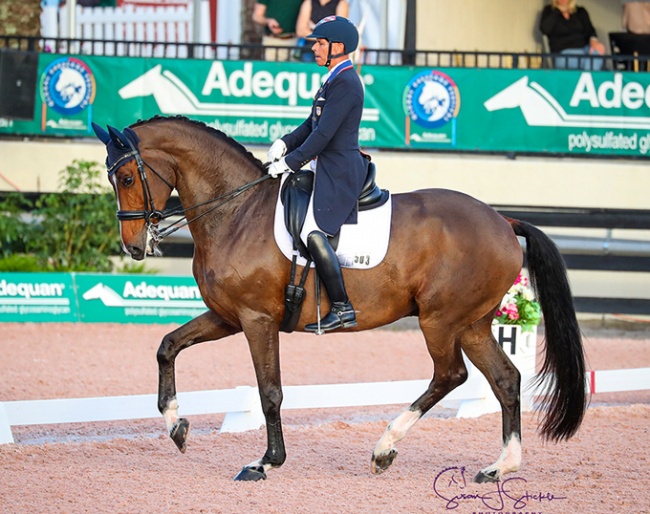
[622, 0, 650, 34]
[540, 0, 605, 70]
[294, 0, 349, 61]
[252, 0, 303, 61]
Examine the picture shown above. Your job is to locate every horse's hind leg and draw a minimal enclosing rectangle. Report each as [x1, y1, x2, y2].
[460, 318, 522, 483]
[371, 326, 468, 474]
[157, 310, 240, 453]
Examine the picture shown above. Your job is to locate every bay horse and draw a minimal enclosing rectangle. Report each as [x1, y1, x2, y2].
[92, 115, 586, 483]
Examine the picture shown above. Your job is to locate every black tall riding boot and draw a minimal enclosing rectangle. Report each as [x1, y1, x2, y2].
[304, 231, 357, 333]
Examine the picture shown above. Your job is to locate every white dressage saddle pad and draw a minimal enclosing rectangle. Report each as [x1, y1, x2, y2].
[273, 174, 392, 269]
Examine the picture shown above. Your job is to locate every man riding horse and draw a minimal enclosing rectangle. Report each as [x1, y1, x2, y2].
[267, 16, 365, 333]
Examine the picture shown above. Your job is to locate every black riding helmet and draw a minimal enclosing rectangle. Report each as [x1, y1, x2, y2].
[307, 15, 359, 66]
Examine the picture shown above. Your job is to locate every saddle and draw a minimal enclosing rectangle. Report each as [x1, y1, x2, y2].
[279, 159, 389, 333]
[280, 160, 390, 259]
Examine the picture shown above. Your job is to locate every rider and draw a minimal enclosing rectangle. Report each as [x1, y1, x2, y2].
[267, 16, 365, 333]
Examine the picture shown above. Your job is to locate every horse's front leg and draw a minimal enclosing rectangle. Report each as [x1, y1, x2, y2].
[234, 319, 284, 482]
[157, 310, 240, 452]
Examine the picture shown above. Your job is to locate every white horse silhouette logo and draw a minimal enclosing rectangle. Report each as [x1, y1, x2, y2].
[55, 68, 87, 109]
[484, 76, 650, 129]
[82, 283, 205, 308]
[419, 81, 451, 122]
[118, 64, 380, 121]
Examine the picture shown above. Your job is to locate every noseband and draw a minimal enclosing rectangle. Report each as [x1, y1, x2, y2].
[108, 135, 271, 253]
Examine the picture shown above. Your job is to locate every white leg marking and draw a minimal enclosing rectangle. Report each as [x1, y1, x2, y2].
[374, 409, 422, 456]
[481, 433, 522, 478]
[163, 398, 179, 433]
[243, 458, 274, 473]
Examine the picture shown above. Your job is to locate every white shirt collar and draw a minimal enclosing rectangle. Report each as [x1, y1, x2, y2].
[321, 59, 349, 84]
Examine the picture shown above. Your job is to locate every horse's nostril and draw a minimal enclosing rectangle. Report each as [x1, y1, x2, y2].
[128, 245, 145, 261]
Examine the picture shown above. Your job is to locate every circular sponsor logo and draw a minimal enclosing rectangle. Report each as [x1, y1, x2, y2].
[403, 70, 460, 129]
[41, 57, 96, 115]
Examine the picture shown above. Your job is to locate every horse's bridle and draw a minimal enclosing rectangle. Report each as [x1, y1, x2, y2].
[109, 136, 271, 252]
[107, 144, 172, 225]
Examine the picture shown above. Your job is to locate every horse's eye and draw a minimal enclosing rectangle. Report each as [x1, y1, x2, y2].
[121, 176, 135, 187]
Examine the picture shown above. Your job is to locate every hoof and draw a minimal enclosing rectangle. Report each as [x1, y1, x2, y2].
[474, 469, 500, 483]
[371, 449, 398, 475]
[234, 466, 267, 481]
[170, 418, 190, 453]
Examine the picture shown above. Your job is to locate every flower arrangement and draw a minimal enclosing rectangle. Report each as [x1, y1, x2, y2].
[493, 271, 541, 332]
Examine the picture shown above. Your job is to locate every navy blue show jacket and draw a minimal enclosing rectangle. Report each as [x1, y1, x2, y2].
[282, 63, 366, 236]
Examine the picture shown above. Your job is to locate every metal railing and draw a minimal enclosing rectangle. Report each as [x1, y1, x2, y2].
[1, 34, 648, 71]
[5, 192, 650, 272]
[493, 205, 650, 274]
[3, 194, 650, 314]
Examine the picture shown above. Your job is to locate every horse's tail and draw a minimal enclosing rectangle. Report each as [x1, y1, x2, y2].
[509, 218, 587, 442]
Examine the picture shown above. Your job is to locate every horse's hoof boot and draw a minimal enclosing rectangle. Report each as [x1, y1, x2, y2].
[234, 466, 267, 481]
[170, 418, 190, 453]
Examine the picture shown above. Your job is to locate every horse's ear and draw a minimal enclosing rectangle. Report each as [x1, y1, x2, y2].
[107, 125, 130, 150]
[123, 127, 140, 147]
[91, 122, 111, 145]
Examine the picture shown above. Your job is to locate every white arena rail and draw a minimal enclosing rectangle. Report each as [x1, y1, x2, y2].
[1, 368, 649, 445]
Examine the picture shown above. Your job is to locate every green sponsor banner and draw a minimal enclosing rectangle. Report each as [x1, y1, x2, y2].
[0, 273, 78, 322]
[458, 69, 650, 157]
[372, 66, 650, 156]
[2, 53, 650, 156]
[75, 273, 207, 323]
[0, 55, 99, 136]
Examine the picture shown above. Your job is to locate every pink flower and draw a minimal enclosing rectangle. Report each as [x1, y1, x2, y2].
[513, 272, 529, 287]
[493, 270, 540, 329]
[499, 302, 519, 321]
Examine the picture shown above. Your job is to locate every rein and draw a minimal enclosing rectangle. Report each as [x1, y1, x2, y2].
[152, 171, 271, 242]
[111, 137, 271, 252]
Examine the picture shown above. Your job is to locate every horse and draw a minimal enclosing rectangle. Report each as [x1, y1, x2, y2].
[92, 115, 587, 483]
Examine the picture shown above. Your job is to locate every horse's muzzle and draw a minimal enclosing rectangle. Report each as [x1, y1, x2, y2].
[126, 243, 146, 261]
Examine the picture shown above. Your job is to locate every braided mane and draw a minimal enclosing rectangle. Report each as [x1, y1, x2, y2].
[131, 115, 265, 174]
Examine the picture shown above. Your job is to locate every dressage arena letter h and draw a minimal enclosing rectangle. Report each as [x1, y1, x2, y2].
[451, 324, 533, 418]
[496, 325, 517, 355]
